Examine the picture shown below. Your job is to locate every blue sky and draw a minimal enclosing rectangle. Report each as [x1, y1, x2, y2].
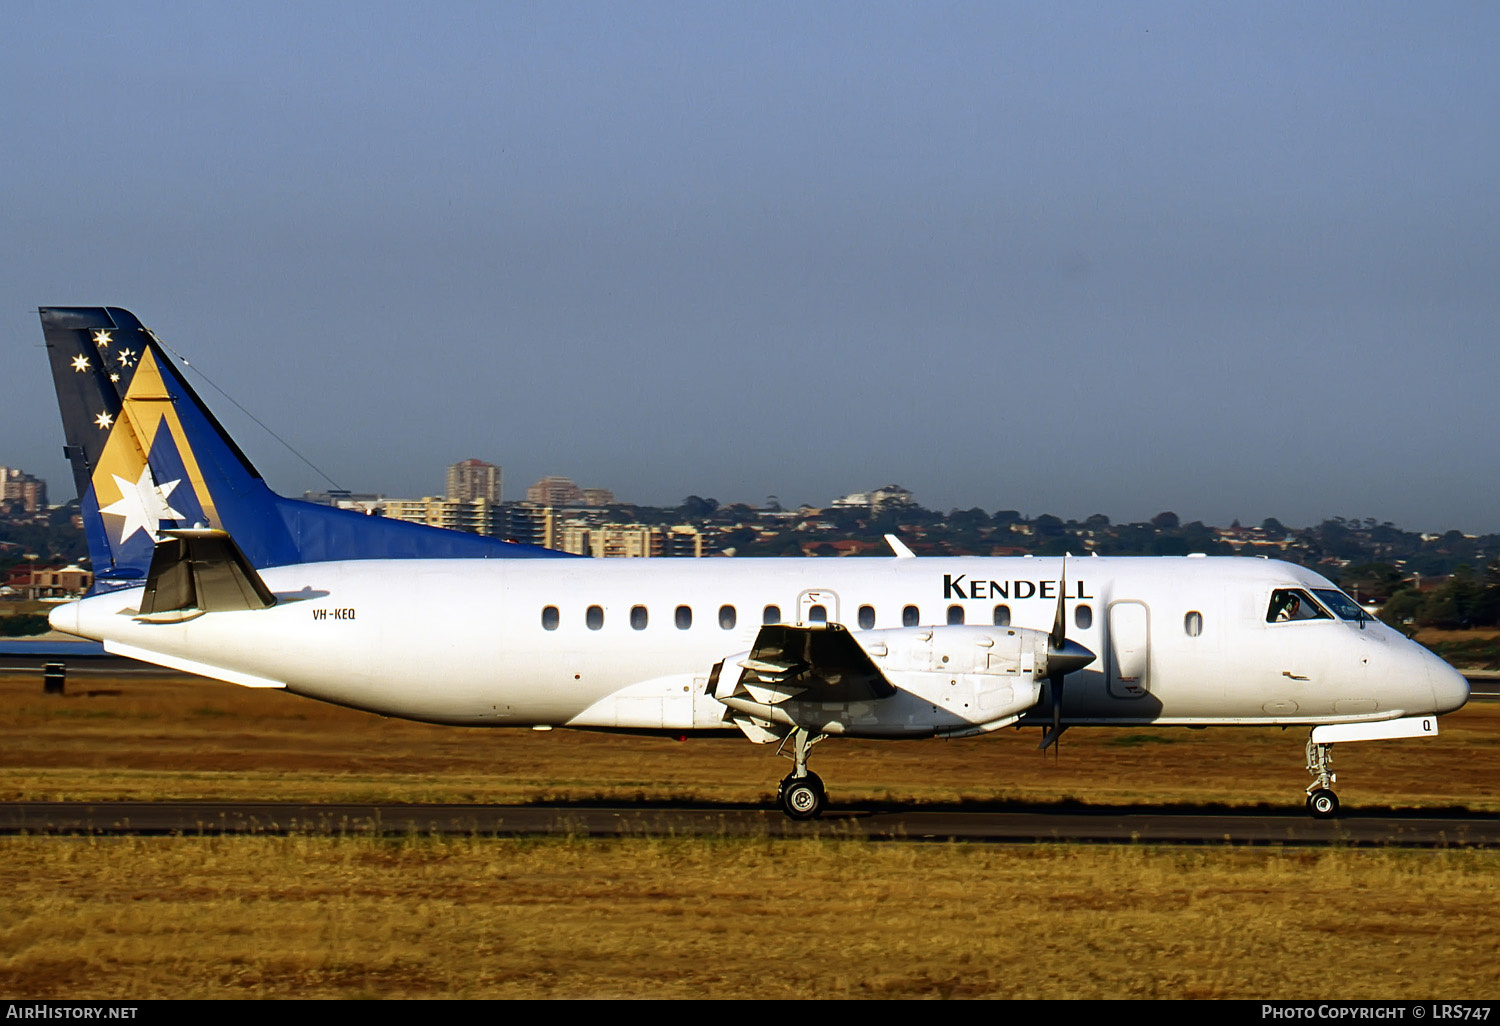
[4, 2, 1497, 531]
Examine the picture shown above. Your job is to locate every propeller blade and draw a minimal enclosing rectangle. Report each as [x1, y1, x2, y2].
[1050, 671, 1063, 737]
[1039, 555, 1093, 751]
[1049, 555, 1068, 651]
[1050, 556, 1068, 735]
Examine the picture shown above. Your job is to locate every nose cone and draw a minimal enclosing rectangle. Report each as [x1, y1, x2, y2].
[1427, 655, 1470, 715]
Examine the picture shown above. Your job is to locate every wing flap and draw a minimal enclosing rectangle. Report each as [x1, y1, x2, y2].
[738, 623, 896, 703]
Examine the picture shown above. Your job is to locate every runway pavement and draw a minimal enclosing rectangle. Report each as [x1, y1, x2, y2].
[2, 800, 1496, 846]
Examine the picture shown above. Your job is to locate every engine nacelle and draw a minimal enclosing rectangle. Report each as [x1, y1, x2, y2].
[713, 624, 1056, 739]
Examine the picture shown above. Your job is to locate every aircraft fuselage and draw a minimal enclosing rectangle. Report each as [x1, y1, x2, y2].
[53, 554, 1468, 733]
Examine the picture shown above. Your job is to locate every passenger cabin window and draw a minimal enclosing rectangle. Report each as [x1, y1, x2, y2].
[541, 606, 559, 631]
[993, 604, 1011, 627]
[947, 605, 965, 626]
[807, 604, 827, 623]
[858, 605, 875, 630]
[718, 605, 736, 630]
[1185, 611, 1203, 637]
[675, 605, 693, 630]
[763, 604, 781, 624]
[1075, 605, 1092, 630]
[902, 605, 919, 627]
[1266, 589, 1331, 623]
[630, 605, 648, 631]
[586, 605, 604, 630]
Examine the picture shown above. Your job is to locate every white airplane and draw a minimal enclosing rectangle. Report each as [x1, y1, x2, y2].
[40, 307, 1470, 819]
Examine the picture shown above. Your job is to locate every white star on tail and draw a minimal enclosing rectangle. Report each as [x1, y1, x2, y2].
[93, 330, 112, 347]
[72, 354, 90, 372]
[100, 466, 184, 546]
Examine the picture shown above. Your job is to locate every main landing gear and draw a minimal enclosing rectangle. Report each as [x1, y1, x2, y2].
[778, 772, 825, 819]
[776, 727, 828, 819]
[1305, 736, 1340, 819]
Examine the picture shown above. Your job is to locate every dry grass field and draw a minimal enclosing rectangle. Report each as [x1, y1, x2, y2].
[2, 671, 1498, 999]
[4, 837, 1499, 999]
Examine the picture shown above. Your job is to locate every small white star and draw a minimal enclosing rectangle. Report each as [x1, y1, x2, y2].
[110, 373, 120, 382]
[95, 411, 113, 429]
[71, 354, 91, 372]
[117, 348, 135, 367]
[93, 330, 112, 348]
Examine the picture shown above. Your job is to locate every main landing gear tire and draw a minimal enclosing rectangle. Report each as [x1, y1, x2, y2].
[779, 773, 825, 820]
[1306, 788, 1340, 819]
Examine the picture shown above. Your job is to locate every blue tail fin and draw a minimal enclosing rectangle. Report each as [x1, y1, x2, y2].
[41, 307, 565, 591]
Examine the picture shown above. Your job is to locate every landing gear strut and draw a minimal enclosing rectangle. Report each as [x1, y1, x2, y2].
[776, 727, 828, 819]
[1305, 736, 1340, 819]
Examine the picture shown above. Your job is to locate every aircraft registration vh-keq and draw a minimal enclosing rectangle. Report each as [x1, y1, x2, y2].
[40, 307, 1469, 819]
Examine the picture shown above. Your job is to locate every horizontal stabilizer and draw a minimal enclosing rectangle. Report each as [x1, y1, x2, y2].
[138, 529, 276, 618]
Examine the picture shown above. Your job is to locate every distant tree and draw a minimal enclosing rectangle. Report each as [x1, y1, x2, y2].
[1034, 514, 1066, 537]
[1378, 589, 1423, 632]
[947, 507, 990, 531]
[1102, 523, 1155, 554]
[1151, 534, 1190, 556]
[678, 496, 719, 519]
[0, 614, 50, 637]
[991, 509, 1022, 526]
[1415, 566, 1485, 629]
[718, 527, 757, 551]
[1151, 511, 1180, 531]
[1474, 579, 1500, 627]
[1261, 517, 1287, 539]
[1342, 563, 1407, 604]
[1180, 521, 1230, 554]
[827, 508, 865, 533]
[898, 504, 942, 526]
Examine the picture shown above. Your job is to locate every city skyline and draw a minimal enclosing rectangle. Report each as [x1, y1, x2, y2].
[3, 5, 1497, 533]
[3, 452, 1495, 541]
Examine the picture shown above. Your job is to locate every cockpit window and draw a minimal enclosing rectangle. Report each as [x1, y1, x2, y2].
[1266, 589, 1332, 623]
[1312, 589, 1372, 623]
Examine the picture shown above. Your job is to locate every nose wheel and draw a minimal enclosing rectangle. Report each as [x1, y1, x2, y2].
[1306, 788, 1340, 819]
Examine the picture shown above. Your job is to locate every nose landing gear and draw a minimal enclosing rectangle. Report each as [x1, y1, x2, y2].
[1305, 736, 1339, 819]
